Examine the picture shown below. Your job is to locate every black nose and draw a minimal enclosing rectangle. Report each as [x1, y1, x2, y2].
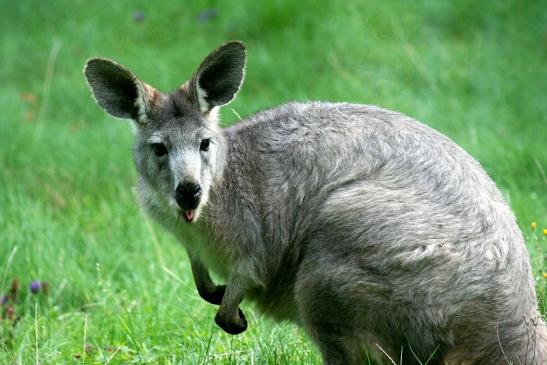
[175, 182, 202, 210]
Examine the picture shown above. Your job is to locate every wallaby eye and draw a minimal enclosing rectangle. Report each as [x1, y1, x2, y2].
[200, 138, 211, 152]
[151, 143, 168, 157]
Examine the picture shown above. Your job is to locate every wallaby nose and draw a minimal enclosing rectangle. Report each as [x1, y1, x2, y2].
[175, 182, 202, 210]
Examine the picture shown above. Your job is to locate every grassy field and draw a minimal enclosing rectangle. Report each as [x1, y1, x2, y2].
[1, 1, 546, 364]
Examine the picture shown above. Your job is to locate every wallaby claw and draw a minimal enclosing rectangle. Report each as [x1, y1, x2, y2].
[215, 308, 247, 335]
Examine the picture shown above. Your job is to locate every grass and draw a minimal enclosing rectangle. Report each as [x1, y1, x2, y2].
[1, 0, 546, 363]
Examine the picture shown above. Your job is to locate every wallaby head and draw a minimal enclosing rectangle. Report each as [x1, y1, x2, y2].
[84, 42, 246, 223]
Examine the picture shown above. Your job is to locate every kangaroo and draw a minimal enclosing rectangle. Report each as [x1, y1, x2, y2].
[84, 41, 547, 364]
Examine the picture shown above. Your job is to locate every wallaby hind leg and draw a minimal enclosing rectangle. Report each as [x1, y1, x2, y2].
[295, 257, 369, 365]
[307, 331, 364, 365]
[297, 299, 364, 364]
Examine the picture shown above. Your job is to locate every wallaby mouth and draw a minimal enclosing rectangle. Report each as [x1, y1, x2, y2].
[175, 182, 201, 223]
[183, 209, 195, 223]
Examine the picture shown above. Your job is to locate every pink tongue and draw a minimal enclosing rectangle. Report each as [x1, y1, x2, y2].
[184, 210, 194, 221]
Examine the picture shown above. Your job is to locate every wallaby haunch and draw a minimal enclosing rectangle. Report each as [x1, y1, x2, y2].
[84, 41, 547, 364]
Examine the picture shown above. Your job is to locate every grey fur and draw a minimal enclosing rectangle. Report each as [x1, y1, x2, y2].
[84, 42, 547, 364]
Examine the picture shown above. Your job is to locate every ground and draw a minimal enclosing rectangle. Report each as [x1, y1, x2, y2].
[0, 1, 545, 364]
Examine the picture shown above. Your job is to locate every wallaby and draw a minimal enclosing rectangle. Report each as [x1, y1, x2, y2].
[84, 41, 547, 364]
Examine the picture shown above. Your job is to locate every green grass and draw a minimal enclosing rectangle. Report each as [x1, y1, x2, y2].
[1, 0, 546, 363]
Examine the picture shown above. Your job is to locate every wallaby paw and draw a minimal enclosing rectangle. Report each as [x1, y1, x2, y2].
[200, 285, 226, 305]
[215, 309, 247, 335]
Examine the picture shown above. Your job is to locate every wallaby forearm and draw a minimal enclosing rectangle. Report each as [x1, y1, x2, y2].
[214, 278, 247, 335]
[189, 252, 249, 334]
[188, 253, 226, 305]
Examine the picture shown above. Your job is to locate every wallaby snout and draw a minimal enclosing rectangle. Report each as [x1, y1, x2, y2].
[175, 181, 202, 211]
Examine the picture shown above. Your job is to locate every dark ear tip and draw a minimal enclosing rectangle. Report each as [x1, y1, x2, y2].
[84, 58, 108, 79]
[84, 57, 110, 70]
[220, 41, 246, 55]
[226, 40, 245, 49]
[83, 58, 131, 78]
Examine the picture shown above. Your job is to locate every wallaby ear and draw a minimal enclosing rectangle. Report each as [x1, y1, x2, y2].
[84, 58, 157, 124]
[190, 41, 246, 114]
